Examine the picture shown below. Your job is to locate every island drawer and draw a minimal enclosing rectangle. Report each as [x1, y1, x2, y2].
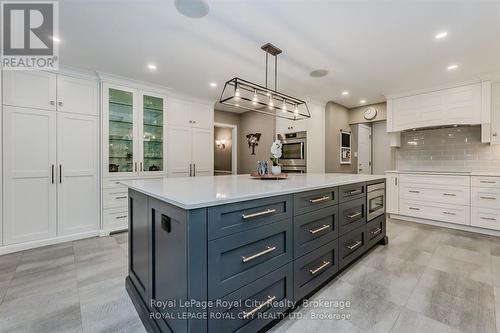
[338, 197, 366, 236]
[293, 187, 338, 216]
[208, 263, 293, 333]
[293, 240, 338, 301]
[208, 195, 292, 240]
[366, 214, 386, 249]
[339, 182, 366, 203]
[339, 224, 366, 270]
[294, 205, 339, 258]
[208, 219, 292, 299]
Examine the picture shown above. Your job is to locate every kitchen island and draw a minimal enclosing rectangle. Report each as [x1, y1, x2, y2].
[122, 173, 387, 333]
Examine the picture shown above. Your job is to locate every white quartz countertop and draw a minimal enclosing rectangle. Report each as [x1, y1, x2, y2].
[386, 170, 500, 177]
[121, 173, 386, 209]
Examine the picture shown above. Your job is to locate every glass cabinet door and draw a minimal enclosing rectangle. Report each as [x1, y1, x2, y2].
[108, 88, 134, 173]
[142, 94, 164, 172]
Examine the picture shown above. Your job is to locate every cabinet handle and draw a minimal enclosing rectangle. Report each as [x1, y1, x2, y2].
[493, 133, 498, 137]
[409, 190, 420, 193]
[51, 165, 54, 184]
[189, 163, 192, 177]
[443, 193, 456, 196]
[309, 224, 330, 234]
[347, 212, 362, 219]
[443, 211, 456, 216]
[370, 227, 382, 235]
[115, 215, 127, 219]
[58, 101, 63, 107]
[346, 240, 362, 250]
[242, 208, 276, 220]
[134, 162, 137, 172]
[309, 261, 330, 275]
[59, 165, 62, 183]
[193, 164, 196, 177]
[140, 162, 143, 172]
[242, 296, 276, 319]
[242, 246, 276, 263]
[115, 196, 127, 200]
[49, 100, 55, 105]
[409, 207, 420, 211]
[347, 189, 362, 195]
[309, 196, 330, 203]
[480, 217, 497, 221]
[480, 196, 497, 200]
[395, 177, 398, 186]
[480, 180, 496, 184]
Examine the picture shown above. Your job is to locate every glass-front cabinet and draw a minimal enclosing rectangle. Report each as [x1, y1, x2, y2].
[103, 83, 167, 176]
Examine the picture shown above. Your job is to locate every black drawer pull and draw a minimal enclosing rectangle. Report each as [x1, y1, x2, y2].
[115, 215, 127, 219]
[242, 295, 276, 319]
[309, 196, 330, 203]
[115, 196, 127, 200]
[346, 189, 362, 195]
[481, 217, 497, 221]
[242, 208, 276, 220]
[480, 180, 496, 184]
[242, 246, 276, 263]
[480, 196, 497, 200]
[308, 224, 330, 234]
[409, 190, 420, 193]
[346, 240, 362, 250]
[346, 212, 362, 219]
[443, 193, 456, 196]
[408, 207, 420, 211]
[370, 227, 382, 235]
[443, 211, 456, 216]
[309, 261, 330, 275]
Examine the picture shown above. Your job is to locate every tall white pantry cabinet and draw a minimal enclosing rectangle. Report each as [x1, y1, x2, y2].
[2, 70, 100, 248]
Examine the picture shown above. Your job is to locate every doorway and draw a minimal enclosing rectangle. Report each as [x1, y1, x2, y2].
[357, 123, 372, 174]
[214, 122, 237, 175]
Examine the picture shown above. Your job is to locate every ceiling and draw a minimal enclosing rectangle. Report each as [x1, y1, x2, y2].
[59, 0, 500, 108]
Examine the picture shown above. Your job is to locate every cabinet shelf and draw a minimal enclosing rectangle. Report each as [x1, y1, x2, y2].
[143, 123, 163, 128]
[110, 119, 133, 125]
[109, 137, 133, 142]
[143, 140, 163, 143]
[109, 101, 133, 108]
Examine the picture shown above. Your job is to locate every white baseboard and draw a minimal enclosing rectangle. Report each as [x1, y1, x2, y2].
[0, 230, 101, 255]
[389, 214, 500, 237]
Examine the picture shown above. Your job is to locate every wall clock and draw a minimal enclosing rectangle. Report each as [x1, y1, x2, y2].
[363, 107, 377, 120]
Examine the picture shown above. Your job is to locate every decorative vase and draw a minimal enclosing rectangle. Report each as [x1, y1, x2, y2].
[271, 165, 281, 175]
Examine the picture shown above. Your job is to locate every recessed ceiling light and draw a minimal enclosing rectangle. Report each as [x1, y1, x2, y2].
[447, 64, 458, 70]
[309, 69, 329, 78]
[51, 36, 61, 43]
[209, 82, 217, 87]
[342, 91, 349, 96]
[147, 64, 157, 71]
[360, 99, 367, 104]
[175, 0, 209, 18]
[435, 31, 448, 39]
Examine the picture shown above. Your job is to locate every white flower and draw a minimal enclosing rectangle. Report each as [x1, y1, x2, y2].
[271, 140, 282, 159]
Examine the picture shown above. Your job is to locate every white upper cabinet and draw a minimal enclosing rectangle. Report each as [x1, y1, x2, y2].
[3, 71, 57, 111]
[168, 97, 213, 129]
[191, 128, 213, 175]
[276, 116, 307, 134]
[57, 76, 98, 116]
[388, 83, 482, 132]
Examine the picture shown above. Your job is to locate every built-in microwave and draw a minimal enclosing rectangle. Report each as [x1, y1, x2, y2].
[277, 131, 307, 168]
[367, 182, 385, 221]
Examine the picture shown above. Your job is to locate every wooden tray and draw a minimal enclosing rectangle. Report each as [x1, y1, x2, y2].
[250, 173, 288, 180]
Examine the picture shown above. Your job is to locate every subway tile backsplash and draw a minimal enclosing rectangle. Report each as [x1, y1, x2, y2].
[396, 126, 500, 172]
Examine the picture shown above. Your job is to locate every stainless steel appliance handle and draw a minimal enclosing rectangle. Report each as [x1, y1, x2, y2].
[309, 224, 330, 234]
[242, 208, 276, 220]
[242, 246, 276, 263]
[309, 261, 330, 275]
[242, 296, 276, 319]
[346, 240, 362, 250]
[309, 196, 330, 203]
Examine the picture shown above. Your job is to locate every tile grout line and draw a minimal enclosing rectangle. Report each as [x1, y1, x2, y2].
[72, 241, 85, 333]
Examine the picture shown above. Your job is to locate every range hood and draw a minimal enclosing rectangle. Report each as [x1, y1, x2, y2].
[219, 43, 311, 121]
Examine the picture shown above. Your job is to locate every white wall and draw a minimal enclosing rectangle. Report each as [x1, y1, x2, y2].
[372, 120, 392, 175]
[307, 101, 326, 173]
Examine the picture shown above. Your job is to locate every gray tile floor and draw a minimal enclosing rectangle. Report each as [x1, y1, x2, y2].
[0, 219, 499, 333]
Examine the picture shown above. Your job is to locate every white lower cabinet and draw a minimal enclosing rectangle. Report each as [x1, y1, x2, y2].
[103, 207, 129, 231]
[386, 173, 399, 214]
[471, 207, 500, 230]
[471, 176, 500, 230]
[399, 199, 470, 226]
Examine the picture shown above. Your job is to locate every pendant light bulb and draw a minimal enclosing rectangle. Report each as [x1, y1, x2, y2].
[294, 104, 299, 114]
[252, 90, 258, 105]
[282, 99, 287, 112]
[268, 95, 274, 109]
[235, 87, 240, 100]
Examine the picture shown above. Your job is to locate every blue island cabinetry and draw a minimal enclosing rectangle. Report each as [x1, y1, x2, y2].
[126, 179, 387, 333]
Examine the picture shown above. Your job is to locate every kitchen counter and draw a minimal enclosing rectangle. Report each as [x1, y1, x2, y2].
[386, 170, 500, 177]
[121, 173, 386, 209]
[122, 173, 387, 333]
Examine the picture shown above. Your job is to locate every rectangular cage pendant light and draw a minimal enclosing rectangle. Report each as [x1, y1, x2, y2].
[219, 43, 311, 121]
